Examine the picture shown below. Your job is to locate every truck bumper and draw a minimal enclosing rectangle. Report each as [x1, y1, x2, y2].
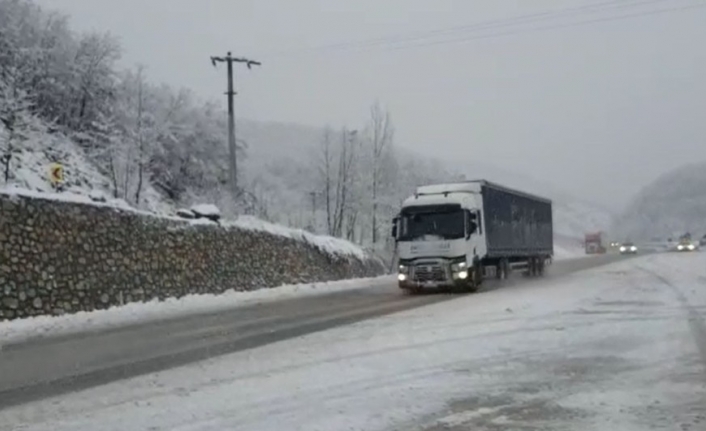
[398, 278, 473, 291]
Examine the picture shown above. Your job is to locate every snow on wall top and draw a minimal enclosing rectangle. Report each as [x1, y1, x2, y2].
[0, 187, 370, 261]
[190, 204, 221, 217]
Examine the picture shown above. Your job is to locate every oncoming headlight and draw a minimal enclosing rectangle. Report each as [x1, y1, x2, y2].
[688, 244, 695, 251]
[619, 246, 626, 252]
[677, 245, 684, 251]
[630, 246, 637, 252]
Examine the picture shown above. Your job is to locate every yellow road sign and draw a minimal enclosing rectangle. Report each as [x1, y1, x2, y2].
[49, 163, 64, 184]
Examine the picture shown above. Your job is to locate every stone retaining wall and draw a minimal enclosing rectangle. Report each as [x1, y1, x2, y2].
[0, 193, 385, 320]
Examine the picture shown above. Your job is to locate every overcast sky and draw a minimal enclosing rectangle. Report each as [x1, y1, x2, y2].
[36, 0, 706, 209]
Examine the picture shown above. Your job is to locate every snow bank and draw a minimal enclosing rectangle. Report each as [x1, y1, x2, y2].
[553, 234, 586, 260]
[553, 244, 585, 260]
[1, 185, 134, 210]
[227, 215, 369, 260]
[0, 275, 394, 346]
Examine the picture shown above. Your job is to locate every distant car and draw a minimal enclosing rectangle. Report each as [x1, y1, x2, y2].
[676, 239, 698, 252]
[619, 242, 638, 254]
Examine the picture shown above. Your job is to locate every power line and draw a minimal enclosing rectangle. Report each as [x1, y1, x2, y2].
[263, 0, 704, 58]
[386, 2, 706, 52]
[315, 0, 671, 52]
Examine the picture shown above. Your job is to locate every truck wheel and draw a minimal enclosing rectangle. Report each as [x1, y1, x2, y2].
[403, 286, 422, 296]
[464, 266, 481, 293]
[465, 281, 479, 293]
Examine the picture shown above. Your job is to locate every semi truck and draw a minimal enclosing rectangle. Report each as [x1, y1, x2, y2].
[391, 180, 553, 293]
[584, 232, 606, 254]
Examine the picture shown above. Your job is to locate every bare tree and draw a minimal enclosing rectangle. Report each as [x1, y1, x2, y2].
[332, 128, 358, 237]
[368, 101, 394, 245]
[318, 127, 334, 235]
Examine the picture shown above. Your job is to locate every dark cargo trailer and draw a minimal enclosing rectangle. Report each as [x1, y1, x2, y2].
[479, 181, 553, 258]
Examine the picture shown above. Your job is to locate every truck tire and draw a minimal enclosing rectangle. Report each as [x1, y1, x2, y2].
[465, 282, 479, 293]
[403, 286, 422, 296]
[468, 259, 482, 292]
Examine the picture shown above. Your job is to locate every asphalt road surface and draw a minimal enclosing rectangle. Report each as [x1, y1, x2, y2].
[0, 253, 630, 410]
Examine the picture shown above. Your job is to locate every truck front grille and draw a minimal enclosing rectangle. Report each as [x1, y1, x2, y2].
[413, 264, 447, 282]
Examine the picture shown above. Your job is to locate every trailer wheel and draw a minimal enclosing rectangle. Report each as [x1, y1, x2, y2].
[537, 257, 546, 276]
[497, 259, 509, 280]
[525, 257, 534, 277]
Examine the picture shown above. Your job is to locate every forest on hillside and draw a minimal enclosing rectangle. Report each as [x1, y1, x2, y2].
[0, 0, 465, 254]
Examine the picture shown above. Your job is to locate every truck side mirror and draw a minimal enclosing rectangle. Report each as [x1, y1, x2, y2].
[467, 221, 477, 238]
[391, 217, 398, 238]
[466, 212, 477, 238]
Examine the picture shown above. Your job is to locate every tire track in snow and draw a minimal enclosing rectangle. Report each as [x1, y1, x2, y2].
[636, 265, 706, 369]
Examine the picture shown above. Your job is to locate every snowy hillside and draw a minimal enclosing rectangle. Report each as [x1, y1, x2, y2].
[0, 0, 610, 254]
[1, 115, 611, 249]
[0, 124, 174, 215]
[613, 161, 706, 240]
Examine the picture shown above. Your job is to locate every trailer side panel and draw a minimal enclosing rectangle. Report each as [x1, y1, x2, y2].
[482, 184, 553, 258]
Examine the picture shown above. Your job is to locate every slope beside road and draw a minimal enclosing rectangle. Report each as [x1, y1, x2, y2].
[0, 253, 628, 409]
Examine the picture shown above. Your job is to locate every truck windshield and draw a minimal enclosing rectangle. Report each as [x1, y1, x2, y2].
[399, 209, 465, 241]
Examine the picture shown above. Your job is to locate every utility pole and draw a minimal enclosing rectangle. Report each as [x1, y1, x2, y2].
[210, 52, 261, 195]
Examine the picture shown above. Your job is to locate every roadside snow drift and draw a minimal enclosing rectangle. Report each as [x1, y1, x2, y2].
[0, 276, 394, 346]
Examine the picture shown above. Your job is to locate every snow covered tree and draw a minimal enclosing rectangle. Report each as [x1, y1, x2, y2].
[66, 32, 120, 133]
[0, 73, 43, 182]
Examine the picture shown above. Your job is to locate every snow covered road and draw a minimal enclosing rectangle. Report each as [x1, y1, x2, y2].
[0, 253, 623, 409]
[3, 252, 704, 430]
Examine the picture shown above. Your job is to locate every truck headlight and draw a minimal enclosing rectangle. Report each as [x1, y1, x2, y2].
[398, 273, 407, 281]
[398, 264, 408, 273]
[451, 261, 467, 272]
[457, 270, 468, 280]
